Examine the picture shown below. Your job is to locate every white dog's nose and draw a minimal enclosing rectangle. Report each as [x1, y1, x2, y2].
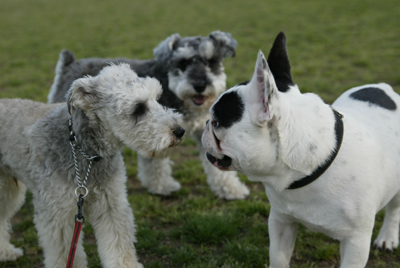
[173, 127, 185, 139]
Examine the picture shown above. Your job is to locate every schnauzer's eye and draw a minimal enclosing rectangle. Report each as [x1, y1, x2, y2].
[132, 102, 148, 119]
[177, 59, 192, 72]
[207, 59, 218, 67]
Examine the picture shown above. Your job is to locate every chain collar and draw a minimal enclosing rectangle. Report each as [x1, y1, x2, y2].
[69, 118, 100, 197]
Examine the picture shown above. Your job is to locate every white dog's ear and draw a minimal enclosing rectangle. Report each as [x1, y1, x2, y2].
[247, 50, 279, 126]
[67, 76, 98, 114]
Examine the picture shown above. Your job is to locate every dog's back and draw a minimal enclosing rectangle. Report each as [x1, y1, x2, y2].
[332, 83, 400, 209]
[48, 50, 155, 104]
[0, 99, 62, 174]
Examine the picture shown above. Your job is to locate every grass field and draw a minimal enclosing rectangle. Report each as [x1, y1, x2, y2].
[1, 0, 400, 267]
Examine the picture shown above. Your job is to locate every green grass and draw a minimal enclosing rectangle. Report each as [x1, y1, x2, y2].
[2, 0, 400, 267]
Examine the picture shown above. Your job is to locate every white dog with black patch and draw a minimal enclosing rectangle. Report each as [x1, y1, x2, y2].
[202, 32, 400, 267]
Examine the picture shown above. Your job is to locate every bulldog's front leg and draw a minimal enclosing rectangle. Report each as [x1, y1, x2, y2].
[268, 211, 298, 268]
[339, 233, 372, 268]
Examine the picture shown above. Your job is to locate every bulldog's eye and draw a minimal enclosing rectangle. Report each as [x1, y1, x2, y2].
[212, 120, 219, 129]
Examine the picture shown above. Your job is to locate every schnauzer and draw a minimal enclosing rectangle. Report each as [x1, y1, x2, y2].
[202, 32, 400, 267]
[47, 31, 249, 200]
[0, 64, 184, 267]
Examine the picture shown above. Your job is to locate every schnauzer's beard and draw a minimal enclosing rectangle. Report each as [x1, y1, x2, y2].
[168, 71, 226, 109]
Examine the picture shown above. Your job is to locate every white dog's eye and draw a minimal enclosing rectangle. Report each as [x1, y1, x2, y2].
[212, 120, 219, 129]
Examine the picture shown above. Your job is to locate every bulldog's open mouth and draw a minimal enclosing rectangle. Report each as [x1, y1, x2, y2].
[192, 95, 206, 106]
[206, 152, 232, 170]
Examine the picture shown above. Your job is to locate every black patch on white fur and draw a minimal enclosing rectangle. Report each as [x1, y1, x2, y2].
[350, 87, 397, 111]
[267, 32, 295, 92]
[213, 91, 244, 128]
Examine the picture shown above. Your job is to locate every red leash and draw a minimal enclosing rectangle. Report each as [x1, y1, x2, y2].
[66, 195, 85, 268]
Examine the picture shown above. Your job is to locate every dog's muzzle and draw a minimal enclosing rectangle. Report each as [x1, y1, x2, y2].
[206, 152, 232, 170]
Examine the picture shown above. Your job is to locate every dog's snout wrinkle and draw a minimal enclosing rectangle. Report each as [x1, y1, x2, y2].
[211, 123, 221, 150]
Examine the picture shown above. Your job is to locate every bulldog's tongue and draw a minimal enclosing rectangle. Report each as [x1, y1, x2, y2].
[193, 95, 205, 105]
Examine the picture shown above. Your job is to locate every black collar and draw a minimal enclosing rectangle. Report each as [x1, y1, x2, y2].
[287, 109, 344, 190]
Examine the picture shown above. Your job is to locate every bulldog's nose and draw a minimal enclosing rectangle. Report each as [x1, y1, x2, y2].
[173, 127, 185, 139]
[206, 119, 210, 126]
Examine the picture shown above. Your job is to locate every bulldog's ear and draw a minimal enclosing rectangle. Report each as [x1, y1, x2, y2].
[247, 50, 279, 126]
[267, 32, 295, 92]
[153, 33, 181, 62]
[67, 76, 98, 114]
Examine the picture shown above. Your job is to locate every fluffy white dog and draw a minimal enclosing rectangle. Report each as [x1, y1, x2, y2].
[0, 64, 184, 267]
[202, 32, 400, 267]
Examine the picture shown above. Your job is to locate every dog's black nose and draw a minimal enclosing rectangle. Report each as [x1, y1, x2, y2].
[173, 127, 185, 139]
[206, 119, 210, 126]
[193, 84, 206, 93]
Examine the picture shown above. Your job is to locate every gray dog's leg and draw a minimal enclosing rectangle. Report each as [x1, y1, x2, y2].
[194, 135, 250, 200]
[87, 178, 143, 268]
[137, 155, 181, 195]
[0, 173, 25, 261]
[33, 194, 87, 268]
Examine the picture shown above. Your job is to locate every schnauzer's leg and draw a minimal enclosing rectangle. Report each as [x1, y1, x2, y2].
[87, 179, 143, 268]
[33, 195, 87, 268]
[0, 174, 26, 261]
[374, 190, 400, 251]
[137, 155, 181, 195]
[268, 211, 298, 268]
[339, 231, 372, 268]
[196, 139, 250, 200]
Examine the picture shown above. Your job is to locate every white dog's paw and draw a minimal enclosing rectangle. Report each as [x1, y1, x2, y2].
[374, 229, 399, 251]
[137, 262, 144, 268]
[146, 177, 181, 196]
[0, 243, 24, 261]
[208, 173, 250, 200]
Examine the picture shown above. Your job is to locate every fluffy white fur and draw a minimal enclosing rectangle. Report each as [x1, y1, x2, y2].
[0, 64, 184, 267]
[202, 48, 400, 267]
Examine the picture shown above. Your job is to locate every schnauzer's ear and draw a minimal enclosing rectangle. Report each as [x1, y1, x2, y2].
[67, 76, 98, 114]
[247, 50, 279, 126]
[153, 33, 181, 62]
[267, 32, 294, 92]
[208, 31, 238, 58]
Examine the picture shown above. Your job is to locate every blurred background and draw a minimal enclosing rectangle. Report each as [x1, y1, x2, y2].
[1, 0, 399, 267]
